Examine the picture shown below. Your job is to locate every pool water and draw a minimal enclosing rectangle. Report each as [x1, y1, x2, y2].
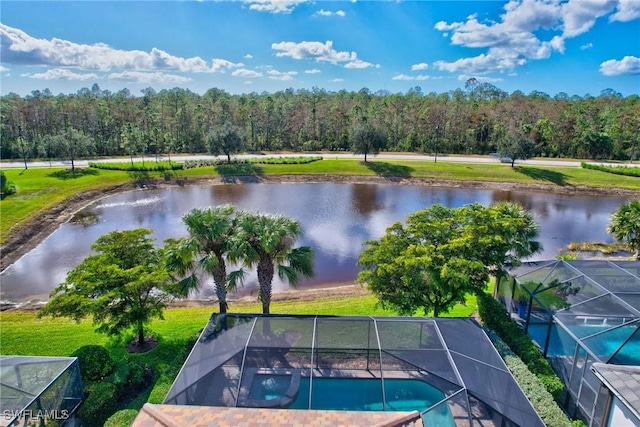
[527, 324, 640, 364]
[248, 375, 454, 425]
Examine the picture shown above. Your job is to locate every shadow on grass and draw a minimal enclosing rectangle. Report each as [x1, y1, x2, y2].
[215, 163, 264, 183]
[363, 161, 414, 181]
[514, 166, 570, 186]
[48, 168, 99, 180]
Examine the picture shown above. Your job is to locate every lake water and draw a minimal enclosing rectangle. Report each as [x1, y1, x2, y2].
[0, 183, 632, 303]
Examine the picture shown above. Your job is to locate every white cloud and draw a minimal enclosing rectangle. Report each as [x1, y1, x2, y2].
[0, 23, 236, 74]
[392, 74, 429, 81]
[244, 80, 253, 84]
[232, 68, 263, 78]
[344, 59, 373, 69]
[331, 78, 344, 82]
[599, 56, 640, 76]
[272, 40, 356, 63]
[431, 0, 636, 76]
[315, 9, 346, 17]
[610, 0, 640, 21]
[411, 63, 429, 71]
[211, 58, 244, 73]
[23, 68, 99, 81]
[244, 54, 254, 59]
[240, 0, 309, 14]
[580, 42, 593, 50]
[267, 69, 298, 80]
[305, 68, 321, 74]
[561, 0, 617, 38]
[0, 65, 8, 72]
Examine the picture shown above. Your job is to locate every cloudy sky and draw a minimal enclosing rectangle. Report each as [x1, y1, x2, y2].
[1, 0, 639, 97]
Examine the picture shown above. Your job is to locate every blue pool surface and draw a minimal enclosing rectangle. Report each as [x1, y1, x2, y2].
[527, 324, 640, 364]
[248, 375, 454, 426]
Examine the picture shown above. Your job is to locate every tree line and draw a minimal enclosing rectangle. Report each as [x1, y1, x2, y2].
[2, 81, 639, 164]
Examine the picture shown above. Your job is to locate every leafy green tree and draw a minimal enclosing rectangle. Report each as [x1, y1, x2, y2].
[232, 212, 314, 314]
[165, 205, 238, 313]
[55, 128, 95, 172]
[358, 203, 542, 316]
[207, 122, 244, 163]
[349, 121, 386, 162]
[38, 229, 173, 345]
[608, 199, 640, 260]
[497, 132, 536, 167]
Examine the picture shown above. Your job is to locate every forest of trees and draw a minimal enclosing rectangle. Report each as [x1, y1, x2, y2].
[1, 80, 638, 162]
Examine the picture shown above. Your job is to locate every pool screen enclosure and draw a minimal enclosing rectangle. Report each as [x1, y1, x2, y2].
[497, 260, 640, 426]
[164, 314, 544, 427]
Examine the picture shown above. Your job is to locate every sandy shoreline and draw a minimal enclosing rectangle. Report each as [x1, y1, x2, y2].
[2, 173, 639, 274]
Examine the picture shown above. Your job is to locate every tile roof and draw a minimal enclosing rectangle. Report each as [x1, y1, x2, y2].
[591, 363, 640, 420]
[131, 404, 423, 427]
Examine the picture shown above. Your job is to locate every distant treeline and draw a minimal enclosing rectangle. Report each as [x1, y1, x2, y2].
[2, 82, 638, 163]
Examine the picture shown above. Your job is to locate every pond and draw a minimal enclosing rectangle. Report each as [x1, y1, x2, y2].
[0, 183, 632, 303]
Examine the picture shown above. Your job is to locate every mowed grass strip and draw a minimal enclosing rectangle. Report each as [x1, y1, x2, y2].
[0, 290, 482, 357]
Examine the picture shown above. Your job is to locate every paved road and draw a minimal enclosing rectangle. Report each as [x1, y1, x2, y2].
[0, 153, 591, 169]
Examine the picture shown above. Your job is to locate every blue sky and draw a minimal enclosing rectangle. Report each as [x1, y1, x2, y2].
[1, 0, 639, 97]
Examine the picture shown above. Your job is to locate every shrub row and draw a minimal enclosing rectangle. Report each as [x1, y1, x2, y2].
[485, 329, 580, 427]
[89, 160, 183, 171]
[72, 345, 152, 427]
[581, 162, 640, 177]
[182, 155, 323, 169]
[477, 292, 566, 401]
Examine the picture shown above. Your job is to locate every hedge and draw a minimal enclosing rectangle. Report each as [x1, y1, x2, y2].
[104, 409, 139, 427]
[182, 155, 323, 169]
[89, 160, 183, 171]
[581, 162, 640, 177]
[78, 382, 118, 427]
[486, 329, 576, 427]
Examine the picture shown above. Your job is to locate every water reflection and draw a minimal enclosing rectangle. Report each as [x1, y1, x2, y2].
[0, 183, 632, 303]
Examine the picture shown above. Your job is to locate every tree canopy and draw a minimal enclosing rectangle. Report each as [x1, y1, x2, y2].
[608, 199, 640, 260]
[38, 229, 173, 345]
[165, 205, 238, 313]
[231, 211, 315, 314]
[4, 84, 636, 164]
[357, 202, 542, 316]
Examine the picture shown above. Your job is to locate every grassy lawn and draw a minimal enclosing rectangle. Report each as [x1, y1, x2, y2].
[0, 290, 482, 357]
[2, 157, 638, 244]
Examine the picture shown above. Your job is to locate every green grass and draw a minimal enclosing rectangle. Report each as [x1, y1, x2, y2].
[0, 288, 482, 357]
[3, 157, 638, 244]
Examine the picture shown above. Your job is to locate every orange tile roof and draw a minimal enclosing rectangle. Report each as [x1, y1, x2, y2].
[131, 403, 423, 427]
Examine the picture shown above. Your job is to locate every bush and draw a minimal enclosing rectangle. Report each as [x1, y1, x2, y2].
[147, 340, 193, 404]
[89, 160, 183, 171]
[182, 155, 323, 169]
[477, 292, 566, 401]
[581, 162, 640, 177]
[78, 382, 118, 427]
[487, 330, 574, 427]
[104, 409, 139, 427]
[105, 359, 130, 395]
[0, 171, 17, 196]
[71, 345, 116, 382]
[126, 360, 148, 390]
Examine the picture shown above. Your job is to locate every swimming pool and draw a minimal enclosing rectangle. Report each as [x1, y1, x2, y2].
[527, 323, 640, 364]
[246, 374, 454, 425]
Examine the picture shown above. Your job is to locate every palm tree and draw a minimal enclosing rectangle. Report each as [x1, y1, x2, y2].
[165, 205, 237, 313]
[488, 202, 543, 295]
[608, 200, 640, 260]
[232, 211, 315, 314]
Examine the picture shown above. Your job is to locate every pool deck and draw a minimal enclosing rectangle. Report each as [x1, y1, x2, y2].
[131, 403, 423, 427]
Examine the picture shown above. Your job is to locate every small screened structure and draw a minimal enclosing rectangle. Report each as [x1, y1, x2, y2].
[496, 260, 640, 425]
[165, 314, 544, 427]
[0, 356, 84, 427]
